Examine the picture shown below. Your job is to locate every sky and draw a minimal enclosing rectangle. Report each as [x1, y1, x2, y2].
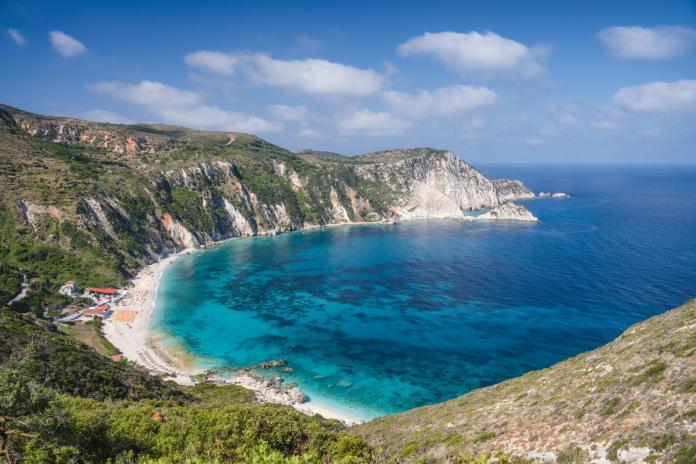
[1, 0, 696, 164]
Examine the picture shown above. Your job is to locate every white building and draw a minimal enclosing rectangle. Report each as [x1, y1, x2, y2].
[58, 280, 78, 297]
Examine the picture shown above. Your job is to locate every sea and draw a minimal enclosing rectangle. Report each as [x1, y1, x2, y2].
[152, 165, 696, 421]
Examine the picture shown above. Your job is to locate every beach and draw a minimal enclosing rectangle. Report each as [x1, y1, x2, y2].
[102, 246, 362, 426]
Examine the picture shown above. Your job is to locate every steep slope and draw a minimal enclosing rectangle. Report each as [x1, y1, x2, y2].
[0, 309, 186, 401]
[0, 309, 374, 463]
[0, 105, 534, 302]
[354, 300, 696, 463]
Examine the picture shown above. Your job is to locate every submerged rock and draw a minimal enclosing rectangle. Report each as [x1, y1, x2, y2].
[255, 359, 288, 369]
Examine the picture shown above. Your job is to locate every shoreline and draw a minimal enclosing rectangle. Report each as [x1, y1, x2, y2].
[102, 202, 556, 426]
[102, 238, 364, 425]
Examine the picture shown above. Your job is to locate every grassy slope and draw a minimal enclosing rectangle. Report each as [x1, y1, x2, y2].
[355, 300, 696, 463]
[0, 307, 373, 463]
[0, 105, 400, 311]
[0, 308, 187, 402]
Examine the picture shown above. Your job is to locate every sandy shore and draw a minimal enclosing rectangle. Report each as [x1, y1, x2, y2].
[102, 245, 362, 425]
[103, 250, 197, 385]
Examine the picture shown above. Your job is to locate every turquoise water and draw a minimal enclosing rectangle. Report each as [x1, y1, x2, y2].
[153, 165, 696, 420]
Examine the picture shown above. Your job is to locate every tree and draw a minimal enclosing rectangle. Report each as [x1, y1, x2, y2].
[0, 360, 77, 463]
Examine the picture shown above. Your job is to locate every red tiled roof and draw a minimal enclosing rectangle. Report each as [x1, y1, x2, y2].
[86, 287, 118, 294]
[84, 304, 110, 316]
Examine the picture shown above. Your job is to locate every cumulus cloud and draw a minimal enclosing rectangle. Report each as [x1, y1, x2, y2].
[91, 80, 201, 107]
[383, 85, 496, 118]
[49, 30, 86, 57]
[269, 104, 310, 122]
[397, 31, 548, 78]
[91, 79, 281, 133]
[613, 80, 696, 112]
[83, 109, 131, 124]
[185, 51, 238, 76]
[337, 109, 410, 136]
[157, 105, 282, 133]
[598, 26, 696, 59]
[6, 28, 25, 45]
[185, 51, 385, 96]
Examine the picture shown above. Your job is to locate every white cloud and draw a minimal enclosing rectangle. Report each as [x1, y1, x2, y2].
[91, 80, 201, 107]
[157, 105, 282, 133]
[184, 51, 238, 76]
[269, 104, 310, 122]
[83, 109, 131, 124]
[613, 80, 696, 112]
[383, 85, 496, 118]
[598, 26, 696, 59]
[6, 28, 25, 45]
[297, 128, 323, 139]
[397, 31, 548, 78]
[247, 53, 385, 96]
[91, 79, 281, 133]
[49, 30, 86, 57]
[337, 109, 410, 136]
[185, 51, 385, 96]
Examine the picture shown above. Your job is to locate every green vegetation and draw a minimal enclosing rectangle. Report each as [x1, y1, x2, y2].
[1, 105, 693, 463]
[0, 309, 185, 402]
[0, 104, 406, 315]
[59, 318, 119, 356]
[0, 262, 21, 303]
[355, 300, 696, 463]
[0, 309, 373, 463]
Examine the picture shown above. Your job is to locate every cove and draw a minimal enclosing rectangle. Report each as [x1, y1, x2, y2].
[152, 165, 696, 421]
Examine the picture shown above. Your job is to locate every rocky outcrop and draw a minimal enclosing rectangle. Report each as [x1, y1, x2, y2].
[18, 200, 62, 229]
[2, 105, 548, 271]
[477, 202, 538, 222]
[354, 151, 502, 219]
[493, 179, 535, 201]
[538, 192, 570, 199]
[160, 212, 200, 249]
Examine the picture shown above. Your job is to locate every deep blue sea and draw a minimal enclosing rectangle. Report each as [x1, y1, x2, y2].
[153, 165, 696, 420]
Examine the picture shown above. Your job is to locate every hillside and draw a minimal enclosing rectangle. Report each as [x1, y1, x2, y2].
[0, 307, 374, 463]
[354, 300, 696, 463]
[0, 309, 186, 402]
[0, 104, 533, 313]
[1, 298, 692, 463]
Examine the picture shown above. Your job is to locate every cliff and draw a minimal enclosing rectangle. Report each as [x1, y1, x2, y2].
[0, 105, 536, 292]
[355, 299, 696, 463]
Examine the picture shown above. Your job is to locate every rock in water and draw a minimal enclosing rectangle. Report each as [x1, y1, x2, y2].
[286, 386, 308, 403]
[477, 202, 538, 222]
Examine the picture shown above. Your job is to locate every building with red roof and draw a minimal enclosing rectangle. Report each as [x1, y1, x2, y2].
[83, 304, 111, 318]
[85, 287, 118, 295]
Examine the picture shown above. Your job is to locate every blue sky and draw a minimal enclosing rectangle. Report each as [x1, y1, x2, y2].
[2, 0, 696, 163]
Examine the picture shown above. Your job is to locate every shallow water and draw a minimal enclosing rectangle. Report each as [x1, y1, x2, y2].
[153, 165, 696, 420]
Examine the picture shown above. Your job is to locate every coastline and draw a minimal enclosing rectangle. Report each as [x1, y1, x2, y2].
[102, 239, 364, 426]
[101, 201, 553, 426]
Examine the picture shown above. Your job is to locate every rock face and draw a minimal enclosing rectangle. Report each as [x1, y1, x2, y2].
[493, 179, 535, 201]
[354, 151, 501, 219]
[477, 202, 538, 222]
[0, 105, 543, 273]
